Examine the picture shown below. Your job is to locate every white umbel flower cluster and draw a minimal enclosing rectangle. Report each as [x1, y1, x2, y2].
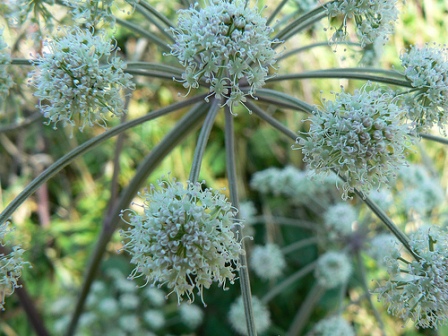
[170, 0, 278, 111]
[323, 203, 356, 238]
[120, 179, 242, 304]
[400, 45, 448, 134]
[31, 27, 134, 132]
[310, 316, 355, 336]
[0, 30, 13, 106]
[250, 243, 286, 281]
[297, 85, 410, 200]
[367, 233, 399, 267]
[324, 0, 399, 46]
[376, 226, 448, 328]
[228, 296, 271, 335]
[315, 251, 352, 289]
[0, 222, 28, 310]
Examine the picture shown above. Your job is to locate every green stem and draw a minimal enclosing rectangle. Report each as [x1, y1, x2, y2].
[276, 42, 361, 62]
[0, 113, 41, 133]
[281, 237, 318, 255]
[267, 0, 289, 25]
[262, 261, 317, 304]
[224, 106, 256, 336]
[125, 68, 182, 81]
[355, 252, 386, 336]
[189, 98, 220, 183]
[65, 102, 208, 336]
[116, 17, 170, 51]
[268, 70, 411, 87]
[135, 3, 174, 42]
[251, 215, 317, 230]
[420, 133, 448, 145]
[287, 283, 325, 336]
[0, 94, 206, 226]
[10, 59, 33, 66]
[138, 0, 175, 28]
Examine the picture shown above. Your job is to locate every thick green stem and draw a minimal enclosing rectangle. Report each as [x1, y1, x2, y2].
[267, 0, 289, 25]
[189, 98, 220, 183]
[276, 42, 361, 61]
[138, 0, 174, 28]
[65, 102, 208, 336]
[281, 237, 318, 255]
[420, 133, 448, 145]
[116, 17, 170, 51]
[135, 3, 174, 42]
[224, 106, 257, 336]
[0, 94, 206, 226]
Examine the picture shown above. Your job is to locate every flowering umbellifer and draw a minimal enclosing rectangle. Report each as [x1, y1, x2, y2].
[120, 179, 242, 304]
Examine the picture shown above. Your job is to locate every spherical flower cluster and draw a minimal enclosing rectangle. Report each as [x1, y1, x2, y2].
[315, 251, 352, 289]
[170, 0, 278, 112]
[376, 225, 448, 328]
[310, 316, 355, 336]
[367, 233, 399, 267]
[323, 203, 356, 238]
[179, 303, 204, 329]
[31, 27, 134, 133]
[143, 310, 165, 330]
[228, 296, 271, 335]
[324, 0, 399, 46]
[297, 86, 411, 200]
[0, 222, 28, 311]
[0, 30, 13, 106]
[367, 188, 394, 212]
[400, 45, 448, 134]
[250, 243, 286, 281]
[120, 179, 242, 304]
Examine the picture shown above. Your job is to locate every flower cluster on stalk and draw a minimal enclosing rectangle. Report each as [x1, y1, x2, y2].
[170, 0, 278, 112]
[250, 243, 286, 281]
[31, 27, 134, 133]
[400, 44, 448, 134]
[310, 315, 355, 336]
[324, 0, 399, 46]
[120, 179, 242, 304]
[297, 85, 411, 200]
[228, 295, 271, 335]
[376, 225, 448, 328]
[315, 251, 352, 289]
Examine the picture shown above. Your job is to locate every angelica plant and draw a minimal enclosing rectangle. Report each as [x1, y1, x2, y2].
[0, 0, 447, 335]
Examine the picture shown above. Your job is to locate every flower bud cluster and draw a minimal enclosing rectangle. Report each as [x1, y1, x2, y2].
[120, 179, 242, 304]
[250, 243, 286, 281]
[297, 86, 410, 200]
[377, 226, 448, 328]
[170, 0, 278, 111]
[228, 296, 271, 335]
[315, 251, 352, 289]
[400, 44, 448, 134]
[31, 27, 134, 132]
[310, 316, 355, 336]
[324, 0, 399, 46]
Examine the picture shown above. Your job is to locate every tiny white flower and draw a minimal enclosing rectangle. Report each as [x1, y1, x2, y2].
[228, 296, 271, 335]
[315, 251, 352, 289]
[120, 178, 242, 304]
[31, 27, 134, 133]
[250, 243, 286, 281]
[179, 303, 204, 329]
[310, 315, 355, 336]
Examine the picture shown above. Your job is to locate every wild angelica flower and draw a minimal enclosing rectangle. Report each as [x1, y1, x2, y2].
[31, 27, 134, 133]
[310, 316, 355, 336]
[377, 225, 448, 328]
[0, 30, 13, 106]
[228, 296, 271, 335]
[323, 203, 356, 238]
[143, 309, 165, 330]
[296, 86, 410, 200]
[324, 0, 399, 46]
[250, 243, 286, 281]
[179, 303, 204, 329]
[170, 0, 278, 112]
[400, 45, 448, 134]
[367, 233, 399, 267]
[315, 251, 352, 289]
[120, 179, 242, 304]
[0, 223, 28, 310]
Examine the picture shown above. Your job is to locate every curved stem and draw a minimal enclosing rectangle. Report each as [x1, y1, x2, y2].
[10, 59, 33, 66]
[138, 0, 174, 28]
[276, 42, 361, 62]
[267, 0, 289, 25]
[251, 89, 315, 114]
[189, 98, 220, 183]
[225, 106, 256, 336]
[65, 102, 208, 336]
[262, 261, 317, 304]
[420, 133, 448, 145]
[135, 3, 174, 42]
[281, 237, 318, 255]
[0, 94, 206, 226]
[125, 68, 182, 81]
[116, 17, 170, 51]
[268, 70, 411, 87]
[0, 113, 41, 133]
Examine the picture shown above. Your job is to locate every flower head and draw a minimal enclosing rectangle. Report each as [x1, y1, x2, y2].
[400, 45, 448, 134]
[323, 203, 356, 238]
[310, 316, 355, 336]
[376, 225, 448, 328]
[179, 303, 204, 329]
[324, 0, 399, 46]
[120, 179, 242, 304]
[367, 233, 399, 267]
[315, 251, 352, 289]
[228, 296, 271, 335]
[31, 27, 134, 133]
[0, 222, 28, 310]
[250, 243, 286, 281]
[296, 85, 411, 200]
[170, 0, 278, 112]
